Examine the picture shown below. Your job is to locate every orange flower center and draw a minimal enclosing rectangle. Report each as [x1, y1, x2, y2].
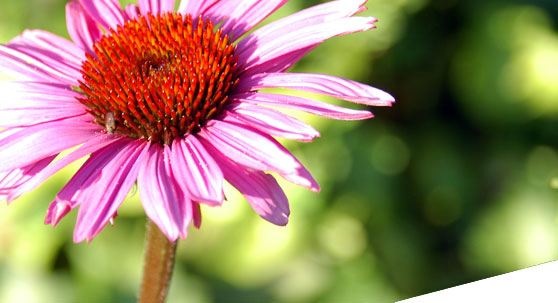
[78, 12, 238, 145]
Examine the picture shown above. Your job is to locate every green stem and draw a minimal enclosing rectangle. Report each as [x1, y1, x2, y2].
[138, 220, 178, 303]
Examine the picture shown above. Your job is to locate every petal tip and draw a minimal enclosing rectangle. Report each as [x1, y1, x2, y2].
[273, 214, 289, 226]
[44, 199, 72, 227]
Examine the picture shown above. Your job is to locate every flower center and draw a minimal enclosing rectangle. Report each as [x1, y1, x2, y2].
[78, 13, 238, 145]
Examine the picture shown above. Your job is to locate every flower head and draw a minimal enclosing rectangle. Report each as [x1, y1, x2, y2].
[0, 0, 394, 242]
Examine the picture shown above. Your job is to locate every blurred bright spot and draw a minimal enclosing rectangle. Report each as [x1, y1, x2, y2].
[0, 205, 15, 260]
[452, 5, 558, 125]
[462, 187, 557, 272]
[9, 222, 58, 271]
[423, 186, 462, 226]
[2, 273, 45, 303]
[203, 182, 246, 224]
[311, 137, 353, 183]
[272, 258, 331, 302]
[190, 207, 298, 288]
[168, 271, 212, 303]
[0, 74, 12, 81]
[247, 220, 293, 262]
[223, 220, 296, 285]
[500, 7, 558, 116]
[0, 270, 72, 303]
[520, 216, 556, 264]
[225, 231, 290, 285]
[323, 253, 400, 303]
[526, 145, 558, 186]
[331, 192, 373, 223]
[318, 213, 368, 260]
[371, 134, 411, 175]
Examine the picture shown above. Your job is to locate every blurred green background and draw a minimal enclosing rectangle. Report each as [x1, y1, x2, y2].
[0, 0, 557, 302]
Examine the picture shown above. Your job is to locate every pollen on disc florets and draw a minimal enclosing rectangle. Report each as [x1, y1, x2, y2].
[77, 12, 239, 145]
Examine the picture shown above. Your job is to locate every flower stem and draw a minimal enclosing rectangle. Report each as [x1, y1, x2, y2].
[138, 219, 178, 303]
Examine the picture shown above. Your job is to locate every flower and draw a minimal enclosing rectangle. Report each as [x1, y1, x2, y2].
[0, 0, 394, 243]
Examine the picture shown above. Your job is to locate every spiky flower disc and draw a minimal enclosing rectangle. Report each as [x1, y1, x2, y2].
[79, 13, 238, 144]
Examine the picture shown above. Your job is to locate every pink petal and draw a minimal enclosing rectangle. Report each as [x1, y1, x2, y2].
[231, 92, 375, 120]
[44, 199, 72, 227]
[212, 151, 289, 226]
[170, 136, 224, 206]
[215, 111, 320, 192]
[66, 1, 102, 54]
[9, 30, 85, 65]
[177, 0, 217, 18]
[0, 81, 88, 127]
[138, 144, 193, 241]
[234, 0, 369, 75]
[3, 81, 79, 98]
[238, 0, 367, 58]
[235, 73, 395, 106]
[0, 128, 21, 141]
[15, 134, 121, 204]
[79, 0, 126, 30]
[52, 139, 149, 242]
[0, 81, 82, 103]
[204, 0, 287, 41]
[0, 44, 78, 85]
[198, 120, 301, 175]
[224, 103, 320, 142]
[237, 46, 315, 78]
[0, 104, 86, 128]
[45, 137, 134, 227]
[5, 30, 84, 85]
[138, 0, 175, 15]
[3, 46, 81, 85]
[279, 162, 320, 193]
[124, 4, 140, 20]
[237, 16, 376, 75]
[0, 117, 100, 172]
[0, 156, 55, 203]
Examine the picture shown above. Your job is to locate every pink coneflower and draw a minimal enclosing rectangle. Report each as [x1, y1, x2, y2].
[0, 0, 394, 243]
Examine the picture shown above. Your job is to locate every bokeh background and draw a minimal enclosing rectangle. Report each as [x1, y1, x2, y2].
[0, 0, 557, 302]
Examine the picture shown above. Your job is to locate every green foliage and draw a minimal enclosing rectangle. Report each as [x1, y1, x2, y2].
[0, 0, 556, 302]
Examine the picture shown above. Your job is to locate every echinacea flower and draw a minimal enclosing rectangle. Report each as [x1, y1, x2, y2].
[0, 0, 394, 243]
